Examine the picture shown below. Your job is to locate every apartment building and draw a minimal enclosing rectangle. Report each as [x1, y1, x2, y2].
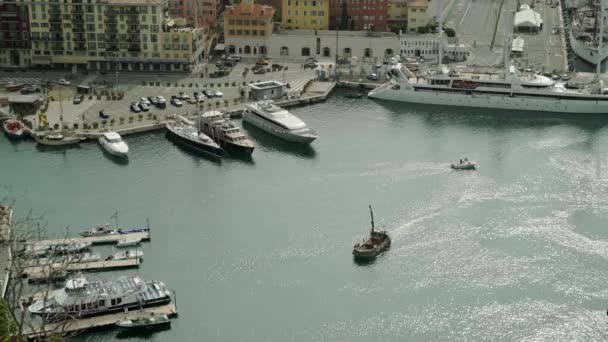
[282, 0, 328, 30]
[25, 0, 204, 72]
[168, 0, 217, 27]
[328, 0, 387, 31]
[406, 0, 430, 33]
[386, 0, 407, 31]
[0, 0, 32, 68]
[223, 0, 274, 55]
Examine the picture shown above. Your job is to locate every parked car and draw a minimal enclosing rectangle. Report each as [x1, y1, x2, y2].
[561, 74, 571, 81]
[187, 97, 198, 104]
[227, 54, 241, 61]
[224, 59, 237, 67]
[215, 61, 225, 68]
[130, 102, 141, 112]
[551, 74, 561, 80]
[57, 79, 71, 86]
[213, 90, 223, 97]
[367, 73, 379, 81]
[210, 70, 229, 78]
[21, 85, 41, 94]
[253, 67, 266, 74]
[147, 96, 158, 105]
[196, 94, 206, 102]
[305, 57, 318, 64]
[139, 97, 151, 106]
[303, 62, 318, 69]
[171, 98, 183, 107]
[138, 102, 150, 111]
[271, 64, 283, 71]
[256, 57, 270, 65]
[179, 92, 190, 100]
[203, 89, 215, 98]
[99, 110, 110, 119]
[73, 95, 84, 104]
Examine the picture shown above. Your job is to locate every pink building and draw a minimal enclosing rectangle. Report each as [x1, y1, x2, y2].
[169, 0, 217, 27]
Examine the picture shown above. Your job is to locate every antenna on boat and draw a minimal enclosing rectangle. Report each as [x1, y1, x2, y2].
[369, 204, 375, 235]
[111, 210, 119, 230]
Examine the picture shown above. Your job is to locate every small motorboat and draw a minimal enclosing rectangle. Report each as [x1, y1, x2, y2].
[344, 93, 364, 99]
[80, 224, 120, 237]
[99, 131, 129, 158]
[107, 249, 143, 261]
[116, 313, 171, 329]
[116, 237, 141, 248]
[451, 159, 476, 170]
[3, 119, 29, 140]
[352, 205, 391, 261]
[33, 242, 93, 257]
[34, 131, 81, 146]
[67, 252, 101, 263]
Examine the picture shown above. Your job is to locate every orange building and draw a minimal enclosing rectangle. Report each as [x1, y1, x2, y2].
[223, 0, 275, 55]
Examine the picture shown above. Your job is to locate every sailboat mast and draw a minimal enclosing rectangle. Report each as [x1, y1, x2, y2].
[437, 0, 443, 68]
[369, 205, 375, 235]
[597, 0, 604, 79]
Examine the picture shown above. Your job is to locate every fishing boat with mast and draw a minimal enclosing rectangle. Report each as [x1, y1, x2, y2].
[196, 111, 255, 156]
[352, 205, 391, 260]
[34, 88, 82, 146]
[165, 115, 223, 158]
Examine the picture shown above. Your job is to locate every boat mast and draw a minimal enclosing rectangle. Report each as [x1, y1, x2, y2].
[597, 0, 605, 80]
[437, 0, 443, 70]
[369, 205, 375, 235]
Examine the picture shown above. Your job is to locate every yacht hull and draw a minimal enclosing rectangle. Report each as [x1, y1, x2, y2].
[166, 128, 223, 158]
[243, 111, 317, 144]
[368, 86, 608, 114]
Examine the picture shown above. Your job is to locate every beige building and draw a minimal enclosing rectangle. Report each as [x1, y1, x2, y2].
[27, 0, 205, 72]
[387, 0, 408, 24]
[223, 0, 274, 56]
[407, 0, 430, 33]
[282, 0, 329, 30]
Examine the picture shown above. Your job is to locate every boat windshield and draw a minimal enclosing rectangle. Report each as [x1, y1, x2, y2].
[107, 137, 122, 143]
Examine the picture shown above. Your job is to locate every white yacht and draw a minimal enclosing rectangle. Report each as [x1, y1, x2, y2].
[243, 100, 318, 144]
[99, 131, 129, 157]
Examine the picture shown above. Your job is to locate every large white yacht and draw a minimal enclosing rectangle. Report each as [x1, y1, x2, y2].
[243, 100, 318, 144]
[99, 131, 129, 157]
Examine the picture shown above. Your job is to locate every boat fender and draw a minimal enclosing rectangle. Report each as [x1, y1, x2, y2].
[136, 281, 142, 288]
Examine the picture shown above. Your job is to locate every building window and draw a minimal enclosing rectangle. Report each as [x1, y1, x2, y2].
[280, 46, 289, 56]
[244, 29, 250, 35]
[301, 47, 310, 56]
[260, 30, 265, 36]
[323, 47, 330, 57]
[244, 45, 251, 54]
[229, 29, 235, 35]
[237, 29, 242, 35]
[229, 19, 235, 24]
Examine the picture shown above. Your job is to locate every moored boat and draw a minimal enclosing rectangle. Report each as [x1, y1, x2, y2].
[27, 274, 172, 318]
[107, 249, 143, 261]
[116, 237, 142, 248]
[34, 131, 81, 146]
[243, 100, 318, 144]
[451, 159, 476, 170]
[116, 313, 171, 329]
[5, 83, 24, 92]
[165, 117, 223, 159]
[3, 119, 30, 140]
[99, 131, 129, 157]
[344, 93, 364, 99]
[353, 205, 391, 261]
[80, 224, 119, 237]
[197, 111, 255, 156]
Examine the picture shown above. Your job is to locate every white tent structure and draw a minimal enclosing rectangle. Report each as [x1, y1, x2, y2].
[511, 37, 525, 55]
[514, 5, 543, 32]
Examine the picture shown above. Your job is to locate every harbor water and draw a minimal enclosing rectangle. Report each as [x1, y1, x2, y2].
[2, 90, 608, 341]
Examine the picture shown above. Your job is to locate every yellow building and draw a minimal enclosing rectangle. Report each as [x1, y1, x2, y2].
[223, 0, 274, 55]
[407, 0, 430, 33]
[282, 0, 328, 30]
[387, 0, 408, 22]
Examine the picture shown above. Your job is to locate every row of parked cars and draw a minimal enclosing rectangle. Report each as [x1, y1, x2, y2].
[130, 96, 167, 113]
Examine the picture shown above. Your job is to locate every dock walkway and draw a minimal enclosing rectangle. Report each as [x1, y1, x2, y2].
[24, 304, 177, 339]
[24, 258, 140, 282]
[29, 231, 150, 248]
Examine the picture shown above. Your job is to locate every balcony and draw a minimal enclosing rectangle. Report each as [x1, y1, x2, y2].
[73, 35, 86, 41]
[128, 46, 141, 52]
[49, 15, 62, 22]
[51, 43, 64, 50]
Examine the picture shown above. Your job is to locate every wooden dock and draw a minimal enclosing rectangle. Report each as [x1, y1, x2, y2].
[24, 304, 178, 339]
[24, 258, 140, 282]
[29, 231, 151, 248]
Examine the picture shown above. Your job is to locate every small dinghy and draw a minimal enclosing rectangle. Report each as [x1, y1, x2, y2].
[116, 237, 141, 248]
[451, 158, 476, 170]
[80, 224, 119, 237]
[352, 205, 391, 261]
[116, 313, 171, 329]
[344, 93, 363, 99]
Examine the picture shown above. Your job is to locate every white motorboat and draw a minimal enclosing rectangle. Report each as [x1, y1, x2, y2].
[107, 249, 143, 261]
[243, 100, 318, 144]
[67, 252, 101, 263]
[80, 224, 119, 237]
[116, 237, 141, 248]
[116, 313, 171, 329]
[99, 131, 129, 157]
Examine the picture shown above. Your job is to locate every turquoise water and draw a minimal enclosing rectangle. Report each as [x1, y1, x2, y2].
[2, 91, 608, 341]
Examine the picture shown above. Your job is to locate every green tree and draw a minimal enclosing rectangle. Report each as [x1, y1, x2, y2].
[340, 1, 349, 30]
[0, 298, 16, 340]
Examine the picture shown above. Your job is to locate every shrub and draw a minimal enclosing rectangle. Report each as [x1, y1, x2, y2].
[110, 119, 115, 125]
[92, 122, 99, 129]
[138, 114, 143, 120]
[83, 123, 90, 129]
[152, 115, 157, 120]
[232, 81, 237, 86]
[129, 116, 134, 122]
[225, 82, 229, 87]
[119, 117, 125, 123]
[102, 120, 107, 126]
[53, 123, 59, 130]
[73, 123, 79, 129]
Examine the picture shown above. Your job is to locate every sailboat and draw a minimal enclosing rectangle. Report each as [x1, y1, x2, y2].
[34, 90, 82, 146]
[352, 205, 391, 260]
